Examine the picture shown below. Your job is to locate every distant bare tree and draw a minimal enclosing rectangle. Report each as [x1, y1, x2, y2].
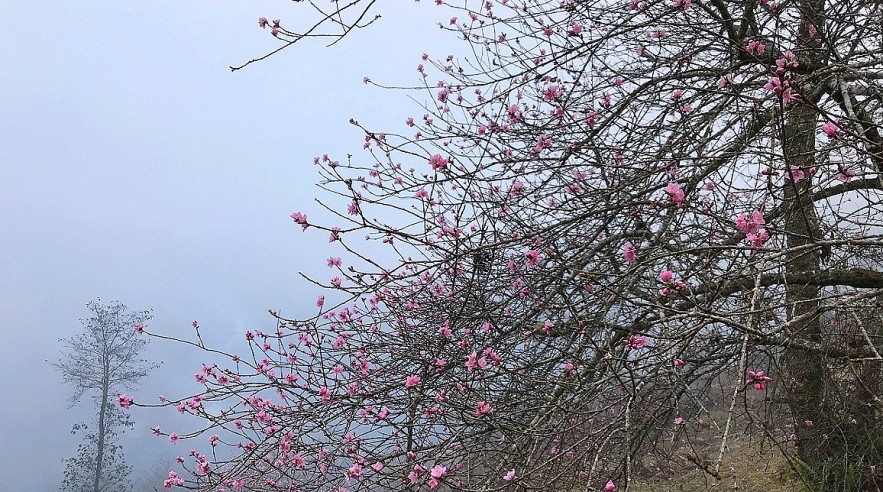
[53, 300, 155, 492]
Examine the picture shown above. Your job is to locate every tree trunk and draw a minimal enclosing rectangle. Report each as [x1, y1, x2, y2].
[93, 375, 109, 492]
[780, 0, 828, 470]
[781, 97, 828, 467]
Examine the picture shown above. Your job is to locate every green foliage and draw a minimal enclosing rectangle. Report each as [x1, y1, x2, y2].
[792, 453, 883, 492]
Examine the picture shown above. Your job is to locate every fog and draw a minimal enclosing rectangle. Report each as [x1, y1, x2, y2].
[0, 2, 453, 489]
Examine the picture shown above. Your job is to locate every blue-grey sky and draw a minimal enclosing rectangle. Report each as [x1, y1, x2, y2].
[0, 2, 454, 489]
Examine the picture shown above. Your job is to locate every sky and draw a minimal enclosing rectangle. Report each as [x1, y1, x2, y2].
[0, 2, 457, 490]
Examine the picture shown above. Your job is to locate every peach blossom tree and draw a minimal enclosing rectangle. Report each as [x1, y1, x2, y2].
[137, 0, 883, 490]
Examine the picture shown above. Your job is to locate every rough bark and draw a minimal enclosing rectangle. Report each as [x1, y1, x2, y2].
[781, 0, 827, 469]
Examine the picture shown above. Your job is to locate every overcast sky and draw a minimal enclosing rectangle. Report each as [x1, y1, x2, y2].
[0, 2, 455, 489]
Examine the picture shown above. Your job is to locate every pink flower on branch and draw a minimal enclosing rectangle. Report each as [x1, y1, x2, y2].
[475, 400, 492, 417]
[665, 182, 685, 205]
[746, 40, 766, 55]
[736, 210, 766, 235]
[524, 249, 541, 267]
[822, 121, 840, 138]
[736, 210, 768, 248]
[623, 242, 637, 263]
[764, 76, 799, 103]
[163, 471, 184, 488]
[747, 370, 772, 390]
[775, 50, 799, 75]
[290, 212, 308, 231]
[717, 73, 735, 88]
[786, 165, 806, 182]
[118, 394, 134, 409]
[429, 464, 447, 488]
[405, 375, 421, 389]
[623, 334, 647, 352]
[534, 134, 552, 153]
[429, 154, 448, 171]
[319, 386, 331, 402]
[837, 167, 855, 182]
